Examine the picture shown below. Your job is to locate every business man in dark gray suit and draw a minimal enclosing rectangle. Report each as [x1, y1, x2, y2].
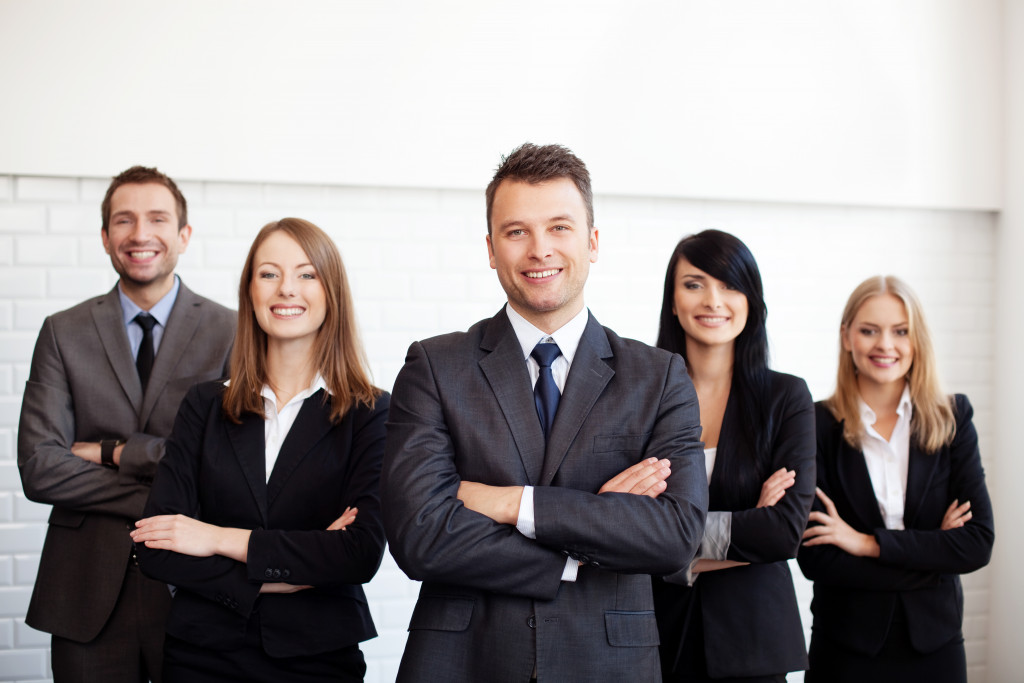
[17, 166, 235, 683]
[383, 143, 708, 682]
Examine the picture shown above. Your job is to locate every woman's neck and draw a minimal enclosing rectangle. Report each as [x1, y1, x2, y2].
[685, 339, 734, 392]
[857, 376, 905, 418]
[265, 338, 318, 406]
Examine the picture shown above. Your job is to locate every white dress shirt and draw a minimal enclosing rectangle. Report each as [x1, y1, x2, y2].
[859, 384, 913, 530]
[260, 375, 328, 482]
[505, 303, 590, 582]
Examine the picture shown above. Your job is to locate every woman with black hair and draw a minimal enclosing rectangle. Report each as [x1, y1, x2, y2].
[652, 230, 815, 682]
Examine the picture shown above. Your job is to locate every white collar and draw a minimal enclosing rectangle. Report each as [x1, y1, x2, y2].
[858, 383, 913, 427]
[505, 303, 589, 365]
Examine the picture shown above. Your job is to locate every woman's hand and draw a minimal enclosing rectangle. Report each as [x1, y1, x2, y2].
[131, 515, 251, 563]
[259, 582, 312, 594]
[941, 499, 972, 530]
[802, 488, 880, 557]
[757, 467, 795, 508]
[327, 506, 357, 531]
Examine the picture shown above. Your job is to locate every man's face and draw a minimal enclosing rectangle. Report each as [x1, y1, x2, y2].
[486, 177, 598, 332]
[101, 183, 191, 300]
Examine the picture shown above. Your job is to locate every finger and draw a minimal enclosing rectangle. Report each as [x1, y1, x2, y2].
[605, 458, 659, 488]
[959, 511, 973, 524]
[629, 465, 671, 495]
[815, 488, 838, 515]
[802, 526, 830, 540]
[806, 511, 832, 525]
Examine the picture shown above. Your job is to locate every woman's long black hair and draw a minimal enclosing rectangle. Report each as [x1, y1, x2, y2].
[656, 230, 772, 496]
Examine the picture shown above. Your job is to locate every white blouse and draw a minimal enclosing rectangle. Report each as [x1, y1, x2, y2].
[859, 384, 913, 530]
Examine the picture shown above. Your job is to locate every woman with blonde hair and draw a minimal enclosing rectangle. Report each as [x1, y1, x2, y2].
[799, 275, 994, 683]
[132, 218, 388, 682]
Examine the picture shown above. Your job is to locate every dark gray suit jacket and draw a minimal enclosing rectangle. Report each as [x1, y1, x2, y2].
[383, 308, 707, 683]
[18, 282, 235, 642]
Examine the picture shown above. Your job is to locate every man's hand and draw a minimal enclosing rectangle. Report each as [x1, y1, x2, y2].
[71, 441, 124, 466]
[457, 482, 524, 525]
[598, 457, 671, 498]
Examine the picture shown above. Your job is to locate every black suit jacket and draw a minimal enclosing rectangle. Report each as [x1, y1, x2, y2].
[136, 381, 388, 657]
[18, 283, 235, 642]
[797, 396, 994, 656]
[656, 371, 815, 678]
[382, 309, 708, 683]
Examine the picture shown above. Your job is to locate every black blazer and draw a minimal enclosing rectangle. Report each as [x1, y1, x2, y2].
[136, 381, 389, 658]
[797, 396, 994, 656]
[656, 371, 815, 678]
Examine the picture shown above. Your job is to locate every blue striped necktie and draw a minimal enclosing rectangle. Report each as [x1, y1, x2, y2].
[531, 342, 562, 440]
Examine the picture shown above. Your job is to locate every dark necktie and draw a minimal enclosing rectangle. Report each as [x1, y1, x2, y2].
[531, 341, 562, 440]
[134, 313, 157, 391]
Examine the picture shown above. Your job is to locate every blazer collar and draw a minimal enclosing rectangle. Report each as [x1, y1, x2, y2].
[479, 309, 547, 484]
[226, 409, 270, 525]
[540, 313, 613, 485]
[832, 418, 887, 531]
[267, 390, 335, 509]
[91, 287, 143, 412]
[139, 282, 205, 426]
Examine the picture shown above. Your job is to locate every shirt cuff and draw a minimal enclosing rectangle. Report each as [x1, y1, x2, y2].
[561, 557, 579, 582]
[701, 510, 732, 561]
[515, 485, 536, 539]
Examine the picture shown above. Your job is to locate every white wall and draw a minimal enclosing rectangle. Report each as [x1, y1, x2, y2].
[0, 1, 1002, 209]
[0, 175, 997, 681]
[0, 1, 1013, 681]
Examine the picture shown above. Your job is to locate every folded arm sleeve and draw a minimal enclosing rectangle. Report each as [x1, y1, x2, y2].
[18, 317, 151, 519]
[728, 377, 817, 563]
[382, 342, 567, 600]
[246, 397, 389, 586]
[873, 396, 995, 574]
[531, 353, 708, 575]
[134, 385, 261, 618]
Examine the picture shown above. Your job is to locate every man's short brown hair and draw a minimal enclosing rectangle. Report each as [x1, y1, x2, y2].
[101, 166, 187, 232]
[485, 143, 593, 235]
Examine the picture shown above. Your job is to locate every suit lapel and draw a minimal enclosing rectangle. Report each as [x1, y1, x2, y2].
[540, 314, 613, 486]
[226, 411, 269, 526]
[91, 287, 143, 414]
[267, 391, 335, 509]
[140, 283, 204, 426]
[478, 310, 546, 485]
[903, 442, 937, 528]
[833, 422, 886, 531]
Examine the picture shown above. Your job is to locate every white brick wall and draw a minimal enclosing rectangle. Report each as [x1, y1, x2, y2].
[0, 174, 996, 682]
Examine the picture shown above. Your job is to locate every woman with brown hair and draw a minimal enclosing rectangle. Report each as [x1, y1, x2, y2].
[799, 275, 994, 682]
[132, 218, 388, 682]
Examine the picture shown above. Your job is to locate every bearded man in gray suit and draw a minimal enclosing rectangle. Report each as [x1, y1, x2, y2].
[18, 166, 235, 683]
[383, 143, 708, 682]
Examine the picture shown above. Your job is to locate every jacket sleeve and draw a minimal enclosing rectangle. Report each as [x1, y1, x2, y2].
[382, 341, 569, 600]
[135, 384, 262, 619]
[246, 396, 389, 586]
[531, 352, 707, 574]
[18, 316, 151, 519]
[727, 375, 816, 563]
[873, 395, 995, 574]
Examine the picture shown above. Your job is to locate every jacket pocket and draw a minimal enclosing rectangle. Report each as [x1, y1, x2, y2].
[408, 595, 474, 632]
[48, 507, 85, 528]
[605, 610, 659, 647]
[593, 434, 649, 454]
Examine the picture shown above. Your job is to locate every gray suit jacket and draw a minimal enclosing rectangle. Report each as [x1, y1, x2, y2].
[18, 282, 235, 642]
[383, 308, 707, 683]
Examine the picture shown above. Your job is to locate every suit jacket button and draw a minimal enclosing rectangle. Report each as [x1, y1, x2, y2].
[272, 569, 281, 579]
[282, 570, 290, 579]
[264, 569, 274, 579]
[527, 615, 536, 629]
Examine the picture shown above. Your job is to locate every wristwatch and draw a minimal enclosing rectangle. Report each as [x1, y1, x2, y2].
[100, 439, 124, 469]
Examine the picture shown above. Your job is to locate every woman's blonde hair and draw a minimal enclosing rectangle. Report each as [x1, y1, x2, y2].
[223, 218, 379, 423]
[826, 275, 954, 452]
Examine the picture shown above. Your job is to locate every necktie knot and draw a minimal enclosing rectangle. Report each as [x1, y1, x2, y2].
[531, 341, 562, 369]
[134, 313, 157, 332]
